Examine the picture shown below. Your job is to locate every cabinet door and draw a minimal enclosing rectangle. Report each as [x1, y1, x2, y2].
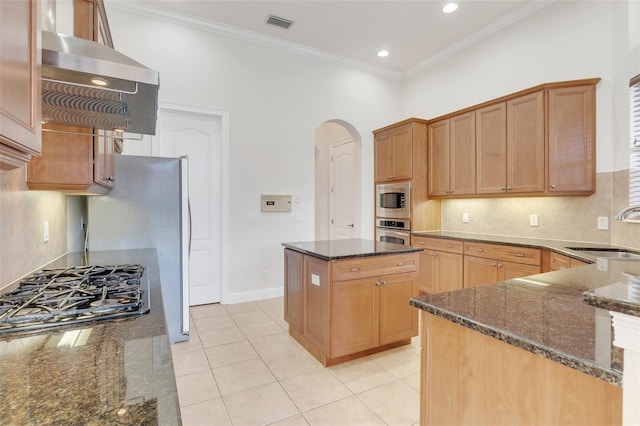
[94, 130, 115, 188]
[434, 251, 464, 293]
[416, 249, 436, 294]
[379, 272, 418, 345]
[390, 125, 413, 181]
[476, 103, 507, 194]
[374, 132, 395, 182]
[284, 249, 303, 330]
[547, 85, 595, 193]
[428, 119, 450, 197]
[331, 278, 378, 357]
[450, 111, 476, 195]
[507, 91, 545, 193]
[464, 256, 499, 288]
[0, 0, 41, 168]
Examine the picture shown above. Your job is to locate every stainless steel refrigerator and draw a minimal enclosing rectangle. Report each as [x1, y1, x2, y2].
[87, 154, 190, 343]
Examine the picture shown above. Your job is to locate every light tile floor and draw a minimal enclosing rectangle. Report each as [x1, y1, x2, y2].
[171, 297, 421, 426]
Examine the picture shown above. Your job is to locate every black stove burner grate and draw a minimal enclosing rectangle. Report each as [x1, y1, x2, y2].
[0, 264, 149, 335]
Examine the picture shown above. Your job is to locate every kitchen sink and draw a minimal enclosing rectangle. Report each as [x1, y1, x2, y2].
[566, 248, 640, 260]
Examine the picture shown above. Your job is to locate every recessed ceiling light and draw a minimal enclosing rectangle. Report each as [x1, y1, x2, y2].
[442, 2, 458, 13]
[377, 50, 389, 58]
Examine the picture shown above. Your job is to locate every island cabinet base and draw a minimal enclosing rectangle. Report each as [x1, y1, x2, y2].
[284, 248, 419, 367]
[420, 313, 622, 426]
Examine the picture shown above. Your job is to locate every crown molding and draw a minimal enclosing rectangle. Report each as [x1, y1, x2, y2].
[105, 1, 404, 81]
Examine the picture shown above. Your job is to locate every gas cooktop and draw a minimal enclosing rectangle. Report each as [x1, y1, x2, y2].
[0, 264, 150, 335]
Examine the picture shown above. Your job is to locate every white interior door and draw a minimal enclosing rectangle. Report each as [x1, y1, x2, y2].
[157, 107, 222, 305]
[330, 139, 358, 239]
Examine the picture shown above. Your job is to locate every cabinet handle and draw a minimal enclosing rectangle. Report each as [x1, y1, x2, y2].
[375, 280, 380, 286]
[107, 176, 115, 181]
[349, 267, 360, 272]
[492, 263, 498, 267]
[475, 248, 484, 252]
[506, 186, 512, 191]
[497, 263, 503, 268]
[501, 186, 506, 191]
[381, 280, 387, 285]
[388, 176, 395, 179]
[449, 190, 454, 194]
[513, 253, 525, 257]
[550, 184, 557, 189]
[396, 262, 405, 266]
[446, 244, 454, 248]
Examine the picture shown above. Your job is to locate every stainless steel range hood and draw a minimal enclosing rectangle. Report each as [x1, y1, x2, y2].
[41, 30, 159, 135]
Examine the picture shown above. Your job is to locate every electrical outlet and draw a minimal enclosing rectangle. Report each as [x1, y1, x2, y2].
[529, 214, 538, 227]
[597, 216, 609, 230]
[43, 221, 49, 243]
[462, 213, 469, 223]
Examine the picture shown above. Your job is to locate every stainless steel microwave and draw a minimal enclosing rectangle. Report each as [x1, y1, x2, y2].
[376, 182, 411, 219]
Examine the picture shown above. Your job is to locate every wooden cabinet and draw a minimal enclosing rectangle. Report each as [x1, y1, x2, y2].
[27, 125, 114, 194]
[412, 236, 463, 294]
[284, 249, 303, 330]
[284, 249, 419, 366]
[549, 251, 590, 271]
[547, 84, 596, 194]
[0, 0, 41, 171]
[463, 241, 541, 287]
[26, 0, 115, 194]
[374, 123, 413, 182]
[428, 112, 475, 197]
[476, 91, 544, 195]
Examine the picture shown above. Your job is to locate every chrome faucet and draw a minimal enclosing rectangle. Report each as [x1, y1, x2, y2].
[615, 205, 640, 220]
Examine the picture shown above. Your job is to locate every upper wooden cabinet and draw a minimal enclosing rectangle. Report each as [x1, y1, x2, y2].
[0, 0, 41, 171]
[476, 92, 545, 195]
[374, 123, 414, 182]
[428, 111, 476, 197]
[427, 79, 598, 199]
[27, 0, 115, 194]
[547, 84, 596, 194]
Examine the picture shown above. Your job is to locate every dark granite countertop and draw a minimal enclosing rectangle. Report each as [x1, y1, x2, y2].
[410, 231, 640, 386]
[0, 249, 181, 425]
[282, 238, 422, 261]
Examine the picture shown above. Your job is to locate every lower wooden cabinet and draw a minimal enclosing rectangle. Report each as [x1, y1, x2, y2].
[463, 241, 541, 287]
[412, 236, 463, 294]
[284, 249, 418, 365]
[549, 251, 590, 271]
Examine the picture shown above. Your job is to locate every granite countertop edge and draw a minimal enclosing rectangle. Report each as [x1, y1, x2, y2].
[409, 298, 622, 386]
[281, 239, 423, 261]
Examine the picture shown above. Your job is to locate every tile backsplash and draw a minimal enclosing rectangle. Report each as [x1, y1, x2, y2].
[0, 167, 67, 289]
[441, 171, 639, 250]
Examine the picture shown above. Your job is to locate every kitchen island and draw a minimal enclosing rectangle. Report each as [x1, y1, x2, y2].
[0, 249, 181, 425]
[282, 239, 422, 366]
[410, 233, 640, 425]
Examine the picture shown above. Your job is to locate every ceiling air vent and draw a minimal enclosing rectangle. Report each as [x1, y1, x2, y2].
[266, 14, 294, 30]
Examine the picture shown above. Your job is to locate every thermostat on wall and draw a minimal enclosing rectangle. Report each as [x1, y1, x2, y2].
[261, 194, 292, 212]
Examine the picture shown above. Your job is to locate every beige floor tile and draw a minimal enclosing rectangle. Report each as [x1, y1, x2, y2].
[223, 382, 299, 425]
[231, 309, 272, 326]
[212, 357, 276, 396]
[369, 346, 420, 378]
[170, 332, 203, 356]
[302, 396, 385, 426]
[175, 370, 220, 407]
[357, 379, 420, 426]
[328, 357, 396, 394]
[251, 333, 324, 380]
[180, 397, 231, 426]
[263, 307, 286, 322]
[223, 301, 261, 314]
[190, 303, 228, 320]
[280, 369, 353, 412]
[267, 414, 310, 426]
[402, 372, 421, 392]
[172, 348, 210, 377]
[204, 340, 259, 368]
[199, 325, 246, 348]
[256, 296, 284, 308]
[193, 314, 235, 333]
[238, 319, 286, 339]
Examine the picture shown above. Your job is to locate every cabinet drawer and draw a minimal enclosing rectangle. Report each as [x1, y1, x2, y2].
[412, 236, 463, 254]
[464, 242, 541, 266]
[332, 253, 418, 281]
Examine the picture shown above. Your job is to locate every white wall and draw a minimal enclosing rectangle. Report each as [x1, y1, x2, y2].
[106, 3, 402, 302]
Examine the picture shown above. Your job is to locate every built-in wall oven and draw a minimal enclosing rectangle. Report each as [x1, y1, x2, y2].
[376, 218, 411, 246]
[376, 182, 410, 219]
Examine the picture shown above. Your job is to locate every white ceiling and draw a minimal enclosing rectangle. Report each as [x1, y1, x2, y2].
[126, 0, 554, 78]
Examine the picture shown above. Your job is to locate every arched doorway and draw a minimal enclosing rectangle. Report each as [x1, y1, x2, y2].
[314, 120, 362, 240]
